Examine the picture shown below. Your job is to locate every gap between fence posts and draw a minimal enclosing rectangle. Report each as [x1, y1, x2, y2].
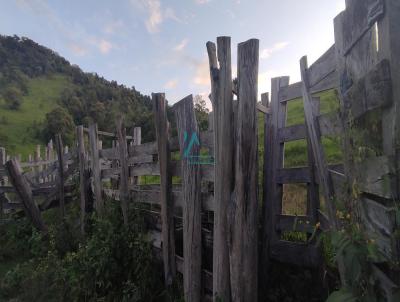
[206, 36, 233, 302]
[173, 95, 202, 302]
[229, 38, 259, 302]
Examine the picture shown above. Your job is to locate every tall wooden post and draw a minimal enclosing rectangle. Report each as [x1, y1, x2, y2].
[77, 126, 88, 235]
[229, 39, 259, 302]
[173, 95, 201, 302]
[116, 117, 129, 226]
[206, 36, 232, 302]
[55, 134, 65, 218]
[34, 145, 41, 184]
[260, 92, 272, 285]
[89, 123, 103, 214]
[0, 147, 5, 219]
[153, 93, 176, 286]
[131, 127, 142, 185]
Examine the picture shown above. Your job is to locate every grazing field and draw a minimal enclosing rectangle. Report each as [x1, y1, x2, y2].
[0, 74, 71, 159]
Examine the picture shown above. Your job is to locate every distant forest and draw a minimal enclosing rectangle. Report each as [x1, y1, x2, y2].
[0, 35, 209, 147]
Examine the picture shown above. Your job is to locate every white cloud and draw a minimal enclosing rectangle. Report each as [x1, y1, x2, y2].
[260, 42, 289, 59]
[104, 20, 124, 34]
[164, 79, 179, 89]
[69, 43, 88, 56]
[193, 58, 210, 87]
[98, 39, 113, 54]
[174, 39, 188, 51]
[131, 0, 182, 33]
[195, 0, 211, 4]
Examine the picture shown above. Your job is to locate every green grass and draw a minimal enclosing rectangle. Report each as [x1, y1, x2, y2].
[284, 89, 343, 167]
[0, 74, 72, 159]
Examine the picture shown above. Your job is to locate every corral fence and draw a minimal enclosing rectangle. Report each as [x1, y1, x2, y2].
[1, 0, 400, 301]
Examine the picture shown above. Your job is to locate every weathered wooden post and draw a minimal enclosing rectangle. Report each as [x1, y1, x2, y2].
[206, 36, 232, 301]
[131, 127, 141, 185]
[35, 145, 41, 184]
[229, 39, 259, 302]
[153, 93, 176, 286]
[89, 123, 103, 214]
[5, 159, 47, 233]
[77, 126, 88, 235]
[0, 147, 5, 218]
[55, 134, 65, 218]
[116, 117, 129, 226]
[173, 95, 201, 302]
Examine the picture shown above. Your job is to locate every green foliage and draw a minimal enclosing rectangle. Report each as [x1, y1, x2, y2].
[42, 107, 75, 146]
[194, 94, 209, 131]
[325, 221, 388, 302]
[3, 86, 23, 110]
[0, 203, 177, 301]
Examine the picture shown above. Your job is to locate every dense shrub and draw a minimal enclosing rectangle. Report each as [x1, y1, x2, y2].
[0, 203, 174, 301]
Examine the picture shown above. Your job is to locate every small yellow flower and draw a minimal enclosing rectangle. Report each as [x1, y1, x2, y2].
[315, 222, 321, 229]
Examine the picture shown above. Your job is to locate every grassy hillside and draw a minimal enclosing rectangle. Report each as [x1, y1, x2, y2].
[0, 74, 72, 159]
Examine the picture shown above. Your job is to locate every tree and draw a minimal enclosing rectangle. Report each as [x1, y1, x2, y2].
[3, 86, 23, 110]
[193, 94, 210, 131]
[43, 107, 75, 145]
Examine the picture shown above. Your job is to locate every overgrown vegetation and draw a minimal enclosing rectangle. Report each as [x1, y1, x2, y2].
[0, 202, 182, 301]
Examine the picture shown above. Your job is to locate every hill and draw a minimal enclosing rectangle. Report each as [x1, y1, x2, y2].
[0, 35, 154, 158]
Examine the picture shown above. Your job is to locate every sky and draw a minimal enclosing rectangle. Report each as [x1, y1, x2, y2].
[0, 0, 346, 105]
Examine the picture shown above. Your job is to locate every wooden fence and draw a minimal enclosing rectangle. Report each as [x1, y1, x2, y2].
[1, 0, 400, 301]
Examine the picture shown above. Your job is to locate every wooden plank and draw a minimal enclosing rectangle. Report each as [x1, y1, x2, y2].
[207, 37, 232, 301]
[307, 44, 337, 88]
[99, 148, 119, 159]
[318, 111, 342, 136]
[268, 76, 290, 250]
[300, 55, 345, 282]
[5, 159, 47, 233]
[153, 93, 176, 286]
[83, 127, 134, 140]
[77, 125, 88, 235]
[275, 215, 314, 233]
[355, 155, 396, 199]
[55, 134, 65, 218]
[343, 59, 393, 118]
[89, 124, 103, 214]
[279, 70, 339, 102]
[278, 124, 307, 142]
[229, 39, 259, 302]
[270, 241, 322, 268]
[261, 92, 272, 281]
[173, 95, 202, 302]
[130, 188, 214, 212]
[306, 97, 320, 223]
[276, 167, 311, 183]
[116, 117, 130, 225]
